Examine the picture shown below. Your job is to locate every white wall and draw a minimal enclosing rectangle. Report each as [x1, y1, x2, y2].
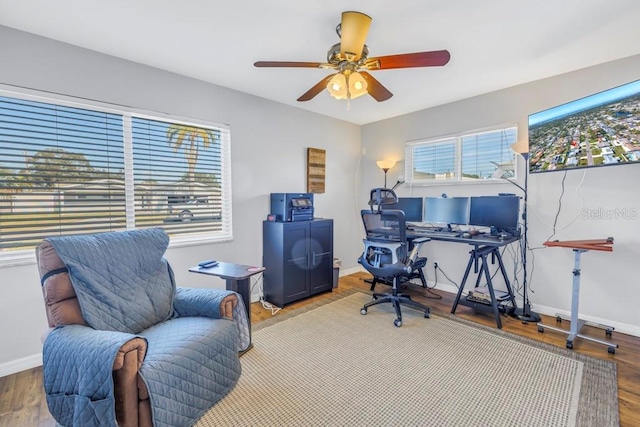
[0, 26, 365, 374]
[361, 54, 640, 336]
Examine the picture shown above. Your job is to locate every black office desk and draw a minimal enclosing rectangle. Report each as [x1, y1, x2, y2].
[408, 231, 519, 329]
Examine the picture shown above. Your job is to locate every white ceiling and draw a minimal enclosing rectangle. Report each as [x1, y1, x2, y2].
[1, 0, 640, 125]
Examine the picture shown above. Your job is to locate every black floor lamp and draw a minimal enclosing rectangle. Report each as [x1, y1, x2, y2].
[376, 160, 396, 188]
[510, 141, 541, 323]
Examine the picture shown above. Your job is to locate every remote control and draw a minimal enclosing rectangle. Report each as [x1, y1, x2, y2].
[198, 260, 218, 268]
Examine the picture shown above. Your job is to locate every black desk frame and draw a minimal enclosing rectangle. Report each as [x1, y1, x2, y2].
[409, 231, 519, 329]
[450, 243, 518, 329]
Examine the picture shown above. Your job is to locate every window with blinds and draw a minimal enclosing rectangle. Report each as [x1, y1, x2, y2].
[405, 126, 517, 184]
[131, 116, 231, 239]
[406, 137, 457, 181]
[0, 91, 232, 257]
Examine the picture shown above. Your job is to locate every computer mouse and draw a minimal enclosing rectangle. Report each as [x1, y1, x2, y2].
[462, 232, 471, 238]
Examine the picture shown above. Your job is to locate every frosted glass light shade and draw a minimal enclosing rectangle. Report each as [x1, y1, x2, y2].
[327, 73, 348, 99]
[376, 160, 396, 171]
[349, 72, 368, 99]
[510, 140, 529, 154]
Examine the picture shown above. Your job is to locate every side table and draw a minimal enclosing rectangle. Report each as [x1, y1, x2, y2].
[189, 261, 265, 352]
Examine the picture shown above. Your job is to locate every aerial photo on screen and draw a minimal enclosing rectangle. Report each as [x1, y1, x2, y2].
[528, 79, 640, 173]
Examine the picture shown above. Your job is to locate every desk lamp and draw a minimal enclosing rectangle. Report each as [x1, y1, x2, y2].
[376, 160, 396, 188]
[510, 140, 541, 323]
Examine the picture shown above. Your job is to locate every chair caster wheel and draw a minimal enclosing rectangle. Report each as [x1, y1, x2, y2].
[608, 346, 616, 355]
[360, 308, 367, 315]
[394, 319, 402, 327]
[537, 326, 544, 333]
[566, 341, 573, 349]
[424, 310, 430, 319]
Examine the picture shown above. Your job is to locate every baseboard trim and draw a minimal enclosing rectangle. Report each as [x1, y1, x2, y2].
[532, 303, 640, 338]
[427, 280, 640, 338]
[340, 266, 363, 277]
[251, 266, 365, 303]
[0, 353, 42, 378]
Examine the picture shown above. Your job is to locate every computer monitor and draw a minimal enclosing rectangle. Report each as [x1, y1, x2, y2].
[423, 197, 470, 225]
[469, 196, 520, 229]
[381, 197, 424, 222]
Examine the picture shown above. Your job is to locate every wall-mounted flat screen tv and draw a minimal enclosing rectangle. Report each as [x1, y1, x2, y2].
[528, 79, 640, 174]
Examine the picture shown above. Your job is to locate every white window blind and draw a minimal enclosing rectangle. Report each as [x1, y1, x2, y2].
[406, 137, 457, 181]
[131, 116, 231, 239]
[461, 127, 517, 180]
[0, 91, 232, 257]
[405, 126, 517, 184]
[0, 96, 125, 251]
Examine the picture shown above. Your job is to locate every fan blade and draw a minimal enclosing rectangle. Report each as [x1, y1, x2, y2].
[297, 75, 335, 102]
[365, 50, 451, 70]
[254, 61, 324, 68]
[359, 71, 393, 102]
[340, 11, 372, 61]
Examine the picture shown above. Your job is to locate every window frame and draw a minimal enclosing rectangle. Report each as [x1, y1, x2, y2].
[0, 86, 232, 267]
[405, 125, 519, 186]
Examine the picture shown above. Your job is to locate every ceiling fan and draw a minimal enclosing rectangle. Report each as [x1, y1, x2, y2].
[254, 11, 451, 103]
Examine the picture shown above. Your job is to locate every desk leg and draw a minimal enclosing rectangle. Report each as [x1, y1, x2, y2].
[494, 248, 518, 311]
[480, 253, 502, 329]
[226, 278, 253, 353]
[451, 249, 476, 313]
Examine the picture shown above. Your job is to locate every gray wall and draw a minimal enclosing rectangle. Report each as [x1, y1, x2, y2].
[361, 54, 640, 336]
[0, 26, 364, 374]
[1, 23, 639, 375]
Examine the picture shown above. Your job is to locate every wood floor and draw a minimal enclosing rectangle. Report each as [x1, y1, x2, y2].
[2, 272, 639, 426]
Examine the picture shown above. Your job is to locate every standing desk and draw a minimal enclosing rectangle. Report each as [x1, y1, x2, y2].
[408, 231, 519, 329]
[537, 238, 618, 354]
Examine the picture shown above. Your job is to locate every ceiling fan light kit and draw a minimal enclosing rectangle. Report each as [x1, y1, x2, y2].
[254, 10, 451, 104]
[326, 71, 368, 100]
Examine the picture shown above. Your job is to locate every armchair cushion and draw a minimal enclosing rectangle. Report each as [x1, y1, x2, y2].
[139, 316, 241, 425]
[47, 228, 175, 334]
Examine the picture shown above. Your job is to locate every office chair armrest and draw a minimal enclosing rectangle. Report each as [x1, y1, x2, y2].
[407, 237, 430, 266]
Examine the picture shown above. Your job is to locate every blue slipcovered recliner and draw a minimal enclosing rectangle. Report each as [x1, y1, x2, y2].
[36, 228, 250, 427]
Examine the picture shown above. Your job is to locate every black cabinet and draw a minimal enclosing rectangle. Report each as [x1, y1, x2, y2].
[262, 219, 334, 307]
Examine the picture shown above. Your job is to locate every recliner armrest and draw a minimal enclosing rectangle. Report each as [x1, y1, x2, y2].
[173, 287, 251, 353]
[173, 287, 238, 319]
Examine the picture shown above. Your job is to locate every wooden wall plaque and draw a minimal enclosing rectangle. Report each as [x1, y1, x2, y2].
[307, 148, 326, 194]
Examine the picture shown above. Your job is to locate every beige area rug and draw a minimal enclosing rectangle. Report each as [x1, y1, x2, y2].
[197, 290, 618, 427]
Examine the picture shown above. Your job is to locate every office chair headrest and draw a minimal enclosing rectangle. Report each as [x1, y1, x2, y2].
[368, 188, 398, 213]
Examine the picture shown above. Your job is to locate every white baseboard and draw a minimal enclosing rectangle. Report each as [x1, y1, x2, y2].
[531, 303, 640, 337]
[426, 280, 640, 338]
[250, 266, 366, 303]
[0, 353, 42, 378]
[340, 266, 364, 277]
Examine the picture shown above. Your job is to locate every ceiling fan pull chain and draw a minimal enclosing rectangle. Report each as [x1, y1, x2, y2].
[346, 73, 352, 110]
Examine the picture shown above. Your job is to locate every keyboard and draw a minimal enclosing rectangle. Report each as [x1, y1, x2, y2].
[412, 229, 461, 238]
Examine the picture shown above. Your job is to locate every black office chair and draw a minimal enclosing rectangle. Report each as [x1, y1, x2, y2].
[363, 189, 429, 292]
[358, 189, 431, 327]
